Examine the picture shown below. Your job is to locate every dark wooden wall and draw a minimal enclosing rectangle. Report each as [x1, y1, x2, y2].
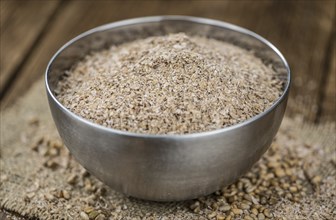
[1, 0, 335, 123]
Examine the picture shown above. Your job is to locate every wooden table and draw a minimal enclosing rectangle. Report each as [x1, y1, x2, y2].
[1, 0, 335, 123]
[0, 0, 335, 218]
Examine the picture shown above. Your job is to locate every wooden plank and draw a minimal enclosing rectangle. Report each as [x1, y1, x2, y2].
[0, 0, 17, 30]
[320, 26, 335, 123]
[1, 0, 335, 123]
[270, 1, 335, 122]
[0, 0, 60, 96]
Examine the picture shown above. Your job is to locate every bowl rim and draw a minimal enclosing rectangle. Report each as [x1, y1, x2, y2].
[45, 15, 291, 139]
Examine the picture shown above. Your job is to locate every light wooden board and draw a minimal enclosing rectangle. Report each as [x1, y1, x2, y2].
[0, 0, 16, 30]
[320, 26, 335, 123]
[0, 0, 60, 96]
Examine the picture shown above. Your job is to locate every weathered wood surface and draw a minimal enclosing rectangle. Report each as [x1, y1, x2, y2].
[0, 0, 60, 97]
[320, 23, 335, 123]
[0, 0, 335, 123]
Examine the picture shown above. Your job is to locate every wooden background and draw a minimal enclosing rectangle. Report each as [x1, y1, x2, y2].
[0, 0, 335, 121]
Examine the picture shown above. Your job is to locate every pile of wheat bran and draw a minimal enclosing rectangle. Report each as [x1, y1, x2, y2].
[56, 33, 283, 134]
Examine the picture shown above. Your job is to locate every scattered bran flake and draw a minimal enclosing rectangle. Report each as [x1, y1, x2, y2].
[56, 33, 283, 134]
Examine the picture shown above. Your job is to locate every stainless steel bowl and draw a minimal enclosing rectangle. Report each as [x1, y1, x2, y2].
[45, 16, 290, 201]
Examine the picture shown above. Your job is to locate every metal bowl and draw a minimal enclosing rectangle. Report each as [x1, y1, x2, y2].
[45, 16, 290, 201]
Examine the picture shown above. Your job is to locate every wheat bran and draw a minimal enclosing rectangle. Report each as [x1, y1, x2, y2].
[56, 33, 283, 134]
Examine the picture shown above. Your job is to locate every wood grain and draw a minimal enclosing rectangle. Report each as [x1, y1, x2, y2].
[279, 1, 335, 122]
[1, 0, 335, 123]
[0, 0, 16, 30]
[0, 0, 60, 96]
[320, 24, 335, 123]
